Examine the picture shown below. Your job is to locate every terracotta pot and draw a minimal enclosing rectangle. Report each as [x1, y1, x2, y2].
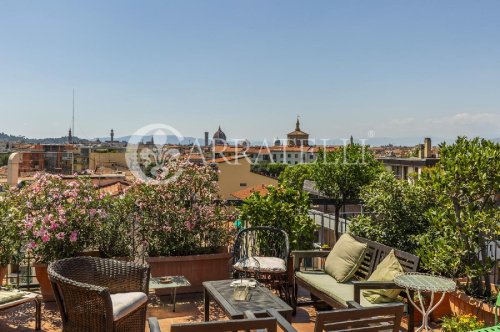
[34, 263, 55, 302]
[429, 292, 452, 322]
[0, 265, 8, 286]
[146, 251, 232, 294]
[449, 289, 497, 325]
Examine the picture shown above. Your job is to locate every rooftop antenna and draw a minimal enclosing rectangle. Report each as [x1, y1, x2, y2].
[72, 88, 75, 140]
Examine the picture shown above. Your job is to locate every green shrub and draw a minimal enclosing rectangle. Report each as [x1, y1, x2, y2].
[349, 171, 433, 253]
[442, 314, 485, 332]
[238, 185, 316, 250]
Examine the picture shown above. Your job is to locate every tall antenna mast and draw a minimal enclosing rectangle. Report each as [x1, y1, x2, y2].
[72, 88, 75, 139]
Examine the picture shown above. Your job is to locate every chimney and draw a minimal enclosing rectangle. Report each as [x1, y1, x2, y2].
[204, 132, 209, 147]
[424, 137, 431, 158]
[7, 153, 20, 187]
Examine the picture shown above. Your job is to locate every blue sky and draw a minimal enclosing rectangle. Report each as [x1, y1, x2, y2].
[1, 0, 499, 141]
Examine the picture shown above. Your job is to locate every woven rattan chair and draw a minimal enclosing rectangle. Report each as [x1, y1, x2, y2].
[232, 226, 290, 302]
[48, 257, 150, 332]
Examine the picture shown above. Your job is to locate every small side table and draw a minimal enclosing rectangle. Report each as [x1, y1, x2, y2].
[395, 272, 456, 332]
[149, 276, 190, 312]
[0, 290, 42, 331]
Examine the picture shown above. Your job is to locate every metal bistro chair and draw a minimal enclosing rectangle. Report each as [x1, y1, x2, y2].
[232, 226, 291, 303]
[48, 257, 150, 332]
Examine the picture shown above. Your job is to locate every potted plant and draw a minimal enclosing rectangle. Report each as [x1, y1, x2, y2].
[417, 137, 500, 323]
[132, 161, 235, 294]
[17, 173, 108, 301]
[0, 190, 21, 286]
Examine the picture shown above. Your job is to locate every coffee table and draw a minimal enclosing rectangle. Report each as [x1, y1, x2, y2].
[149, 275, 191, 312]
[203, 279, 293, 323]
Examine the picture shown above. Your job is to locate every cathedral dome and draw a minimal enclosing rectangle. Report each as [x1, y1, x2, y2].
[213, 126, 226, 141]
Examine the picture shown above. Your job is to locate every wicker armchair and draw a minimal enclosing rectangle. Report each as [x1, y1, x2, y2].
[232, 226, 290, 302]
[48, 257, 150, 332]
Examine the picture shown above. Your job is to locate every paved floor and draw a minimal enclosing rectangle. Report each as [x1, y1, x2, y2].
[0, 290, 441, 331]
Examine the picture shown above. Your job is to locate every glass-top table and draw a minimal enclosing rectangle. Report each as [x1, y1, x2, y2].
[149, 275, 191, 312]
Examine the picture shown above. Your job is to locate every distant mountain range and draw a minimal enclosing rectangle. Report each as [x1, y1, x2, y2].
[1, 132, 499, 147]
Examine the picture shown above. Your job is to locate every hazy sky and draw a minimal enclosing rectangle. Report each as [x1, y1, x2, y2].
[1, 0, 499, 141]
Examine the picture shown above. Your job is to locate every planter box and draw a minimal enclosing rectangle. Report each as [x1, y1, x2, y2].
[146, 251, 232, 294]
[449, 289, 497, 325]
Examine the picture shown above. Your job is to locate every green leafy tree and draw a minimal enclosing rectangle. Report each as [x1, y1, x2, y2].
[238, 185, 316, 250]
[418, 137, 499, 298]
[349, 171, 434, 253]
[278, 163, 313, 191]
[0, 153, 9, 167]
[313, 144, 381, 241]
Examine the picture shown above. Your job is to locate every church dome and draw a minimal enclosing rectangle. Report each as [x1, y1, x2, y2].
[213, 126, 227, 141]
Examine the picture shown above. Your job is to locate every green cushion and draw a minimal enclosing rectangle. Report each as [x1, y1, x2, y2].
[0, 290, 24, 304]
[296, 270, 402, 308]
[363, 249, 404, 303]
[324, 233, 368, 282]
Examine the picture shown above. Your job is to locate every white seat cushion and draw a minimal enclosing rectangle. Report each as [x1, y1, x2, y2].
[233, 257, 286, 273]
[110, 292, 148, 321]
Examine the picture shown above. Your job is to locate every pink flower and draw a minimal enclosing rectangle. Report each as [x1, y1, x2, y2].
[56, 232, 65, 240]
[41, 234, 50, 242]
[69, 231, 78, 242]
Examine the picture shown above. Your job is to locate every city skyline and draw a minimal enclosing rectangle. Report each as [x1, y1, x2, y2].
[1, 1, 499, 139]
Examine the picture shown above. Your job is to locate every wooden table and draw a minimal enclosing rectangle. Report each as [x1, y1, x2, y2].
[203, 279, 293, 323]
[0, 291, 41, 331]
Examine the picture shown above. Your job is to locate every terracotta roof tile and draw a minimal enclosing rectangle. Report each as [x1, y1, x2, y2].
[230, 184, 270, 200]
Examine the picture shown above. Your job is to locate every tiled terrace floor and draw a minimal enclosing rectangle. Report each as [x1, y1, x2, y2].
[0, 290, 442, 331]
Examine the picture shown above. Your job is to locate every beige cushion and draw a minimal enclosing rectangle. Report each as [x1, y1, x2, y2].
[110, 292, 147, 321]
[233, 257, 286, 273]
[0, 291, 23, 305]
[363, 249, 404, 303]
[324, 234, 367, 282]
[295, 270, 402, 308]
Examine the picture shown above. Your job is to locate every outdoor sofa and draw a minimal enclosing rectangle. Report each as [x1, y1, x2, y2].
[293, 234, 420, 332]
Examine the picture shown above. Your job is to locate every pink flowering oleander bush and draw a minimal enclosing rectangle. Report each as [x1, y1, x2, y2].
[0, 189, 22, 266]
[130, 161, 234, 257]
[17, 173, 109, 264]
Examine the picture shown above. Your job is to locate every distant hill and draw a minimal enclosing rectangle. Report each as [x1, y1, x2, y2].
[0, 132, 89, 144]
[98, 135, 203, 145]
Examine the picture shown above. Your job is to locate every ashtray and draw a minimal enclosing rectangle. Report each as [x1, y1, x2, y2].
[159, 277, 173, 284]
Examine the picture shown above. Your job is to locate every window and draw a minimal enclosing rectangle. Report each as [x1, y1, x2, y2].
[295, 154, 298, 158]
[239, 183, 247, 187]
